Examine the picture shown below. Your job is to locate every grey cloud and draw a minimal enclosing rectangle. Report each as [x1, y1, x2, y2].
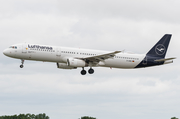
[56, 0, 180, 23]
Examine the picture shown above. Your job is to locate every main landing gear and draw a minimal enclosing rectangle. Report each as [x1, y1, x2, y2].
[81, 68, 86, 75]
[81, 67, 94, 75]
[20, 59, 24, 68]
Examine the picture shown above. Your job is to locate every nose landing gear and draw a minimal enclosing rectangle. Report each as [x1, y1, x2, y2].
[20, 59, 24, 68]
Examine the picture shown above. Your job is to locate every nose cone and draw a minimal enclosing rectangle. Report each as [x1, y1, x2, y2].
[3, 49, 9, 56]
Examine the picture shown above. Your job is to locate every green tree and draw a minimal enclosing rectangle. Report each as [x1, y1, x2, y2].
[171, 117, 178, 119]
[12, 114, 18, 119]
[26, 113, 31, 119]
[81, 116, 96, 119]
[0, 113, 50, 119]
[30, 114, 35, 119]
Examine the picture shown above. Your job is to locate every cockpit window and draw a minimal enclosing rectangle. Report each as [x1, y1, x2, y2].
[9, 46, 17, 49]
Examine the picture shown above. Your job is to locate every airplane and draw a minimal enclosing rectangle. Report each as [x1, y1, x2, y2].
[3, 34, 176, 75]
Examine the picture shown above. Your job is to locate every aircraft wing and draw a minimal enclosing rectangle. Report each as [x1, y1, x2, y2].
[79, 51, 121, 64]
[154, 57, 176, 62]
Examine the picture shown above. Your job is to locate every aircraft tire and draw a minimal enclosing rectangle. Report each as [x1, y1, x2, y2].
[81, 70, 86, 75]
[20, 65, 24, 68]
[88, 68, 94, 74]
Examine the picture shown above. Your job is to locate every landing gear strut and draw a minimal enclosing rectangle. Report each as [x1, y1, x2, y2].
[20, 59, 24, 68]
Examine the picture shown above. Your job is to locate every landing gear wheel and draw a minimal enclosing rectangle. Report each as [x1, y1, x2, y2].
[20, 65, 24, 68]
[81, 70, 87, 75]
[88, 68, 94, 74]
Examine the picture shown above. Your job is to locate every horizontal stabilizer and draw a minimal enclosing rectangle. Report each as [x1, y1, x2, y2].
[154, 57, 176, 62]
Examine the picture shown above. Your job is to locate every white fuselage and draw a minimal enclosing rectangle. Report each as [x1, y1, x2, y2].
[3, 43, 145, 69]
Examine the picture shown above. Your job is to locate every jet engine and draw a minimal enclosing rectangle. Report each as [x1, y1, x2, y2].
[57, 63, 77, 69]
[67, 58, 87, 67]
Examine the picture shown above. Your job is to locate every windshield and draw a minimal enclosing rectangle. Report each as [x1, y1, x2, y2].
[9, 46, 17, 49]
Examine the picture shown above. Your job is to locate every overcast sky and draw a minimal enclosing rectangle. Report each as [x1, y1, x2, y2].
[0, 0, 180, 119]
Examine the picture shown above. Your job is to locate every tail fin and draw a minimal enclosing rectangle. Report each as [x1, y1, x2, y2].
[146, 34, 172, 58]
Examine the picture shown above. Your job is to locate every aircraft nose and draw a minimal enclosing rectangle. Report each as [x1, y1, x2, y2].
[3, 49, 9, 56]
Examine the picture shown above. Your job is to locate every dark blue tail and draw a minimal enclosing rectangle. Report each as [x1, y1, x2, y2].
[135, 34, 172, 68]
[146, 34, 172, 58]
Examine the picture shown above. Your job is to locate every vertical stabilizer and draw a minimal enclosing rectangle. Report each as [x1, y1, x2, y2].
[146, 34, 171, 58]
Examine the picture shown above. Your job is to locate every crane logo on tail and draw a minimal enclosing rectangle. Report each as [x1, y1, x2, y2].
[155, 44, 166, 55]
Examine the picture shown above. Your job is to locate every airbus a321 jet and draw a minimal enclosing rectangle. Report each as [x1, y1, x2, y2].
[3, 34, 176, 75]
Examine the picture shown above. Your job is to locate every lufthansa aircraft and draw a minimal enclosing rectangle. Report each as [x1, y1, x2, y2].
[3, 34, 176, 75]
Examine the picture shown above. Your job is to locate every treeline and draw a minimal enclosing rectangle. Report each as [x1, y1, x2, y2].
[171, 117, 178, 119]
[0, 113, 49, 119]
[80, 116, 96, 119]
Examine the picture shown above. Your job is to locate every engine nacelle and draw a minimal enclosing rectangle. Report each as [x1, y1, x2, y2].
[57, 63, 77, 69]
[67, 58, 86, 67]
